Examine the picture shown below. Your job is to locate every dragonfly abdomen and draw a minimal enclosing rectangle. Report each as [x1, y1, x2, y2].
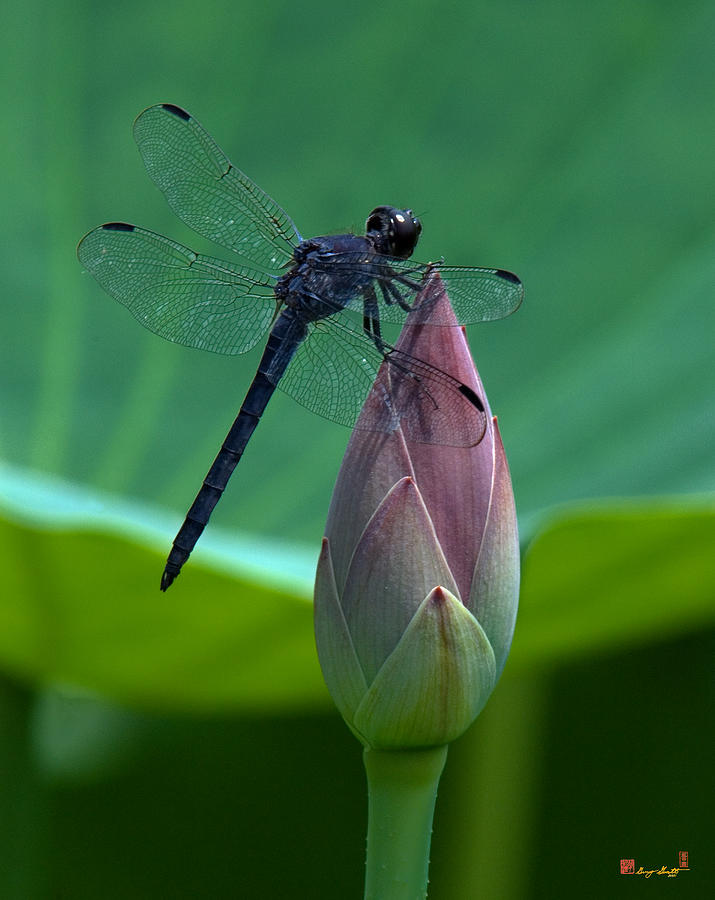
[160, 411, 263, 591]
[160, 311, 303, 590]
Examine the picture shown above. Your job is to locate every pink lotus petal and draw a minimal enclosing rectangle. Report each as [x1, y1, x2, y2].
[341, 477, 458, 682]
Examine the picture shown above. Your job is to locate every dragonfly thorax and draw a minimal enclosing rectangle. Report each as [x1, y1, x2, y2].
[276, 233, 375, 322]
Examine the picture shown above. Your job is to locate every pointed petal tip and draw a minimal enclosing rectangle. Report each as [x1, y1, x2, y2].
[428, 586, 450, 607]
[491, 417, 508, 457]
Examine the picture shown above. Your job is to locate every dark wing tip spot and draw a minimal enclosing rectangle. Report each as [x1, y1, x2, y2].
[458, 383, 485, 412]
[103, 222, 135, 232]
[495, 268, 521, 286]
[161, 103, 191, 121]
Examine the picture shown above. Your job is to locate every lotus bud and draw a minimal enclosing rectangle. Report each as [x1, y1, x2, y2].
[314, 275, 519, 749]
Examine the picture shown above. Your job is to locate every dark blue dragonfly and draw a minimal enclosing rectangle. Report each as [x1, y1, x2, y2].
[77, 103, 523, 590]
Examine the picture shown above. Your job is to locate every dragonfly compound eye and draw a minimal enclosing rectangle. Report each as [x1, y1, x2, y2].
[366, 206, 422, 258]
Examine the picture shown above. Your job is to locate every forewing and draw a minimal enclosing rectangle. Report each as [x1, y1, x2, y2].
[133, 103, 301, 272]
[313, 252, 523, 325]
[77, 223, 276, 354]
[432, 264, 523, 324]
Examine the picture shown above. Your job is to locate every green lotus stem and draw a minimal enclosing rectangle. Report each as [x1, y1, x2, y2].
[363, 745, 449, 900]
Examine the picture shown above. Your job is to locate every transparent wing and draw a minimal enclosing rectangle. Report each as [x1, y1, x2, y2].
[275, 312, 486, 447]
[77, 223, 277, 355]
[132, 103, 301, 273]
[312, 251, 524, 325]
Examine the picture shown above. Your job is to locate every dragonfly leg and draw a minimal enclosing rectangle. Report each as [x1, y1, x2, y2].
[389, 259, 442, 297]
[380, 260, 444, 317]
[378, 260, 435, 314]
[380, 278, 415, 313]
[362, 283, 389, 354]
[361, 283, 440, 413]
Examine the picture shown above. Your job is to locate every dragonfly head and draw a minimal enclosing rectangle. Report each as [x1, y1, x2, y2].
[366, 206, 422, 259]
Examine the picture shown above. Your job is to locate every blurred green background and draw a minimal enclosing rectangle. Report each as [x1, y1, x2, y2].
[1, 0, 713, 896]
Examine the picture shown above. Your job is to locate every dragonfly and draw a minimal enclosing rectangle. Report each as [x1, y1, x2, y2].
[77, 103, 523, 591]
